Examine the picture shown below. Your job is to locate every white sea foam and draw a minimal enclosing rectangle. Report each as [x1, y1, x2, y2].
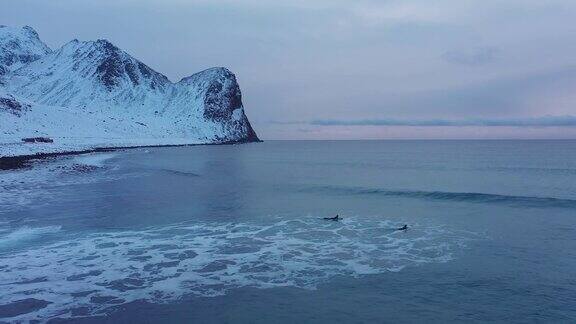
[0, 225, 62, 248]
[0, 152, 130, 213]
[0, 217, 479, 322]
[73, 152, 117, 167]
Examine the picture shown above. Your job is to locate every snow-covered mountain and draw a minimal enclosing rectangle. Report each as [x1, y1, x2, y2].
[0, 25, 51, 75]
[0, 25, 259, 157]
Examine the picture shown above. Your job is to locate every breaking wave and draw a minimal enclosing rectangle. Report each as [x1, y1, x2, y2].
[0, 225, 62, 249]
[0, 217, 478, 321]
[160, 169, 200, 177]
[72, 152, 117, 167]
[305, 185, 576, 209]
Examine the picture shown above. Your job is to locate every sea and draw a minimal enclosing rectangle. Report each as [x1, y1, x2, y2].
[0, 140, 575, 323]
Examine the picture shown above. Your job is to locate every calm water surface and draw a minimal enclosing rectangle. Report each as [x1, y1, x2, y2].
[1, 140, 575, 323]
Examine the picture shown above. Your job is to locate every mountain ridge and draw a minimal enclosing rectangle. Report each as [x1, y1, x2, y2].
[0, 26, 260, 158]
[0, 25, 51, 73]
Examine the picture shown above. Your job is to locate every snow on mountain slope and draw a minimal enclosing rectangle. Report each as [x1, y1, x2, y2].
[0, 25, 51, 74]
[173, 67, 259, 142]
[10, 39, 172, 110]
[0, 26, 259, 158]
[0, 87, 30, 117]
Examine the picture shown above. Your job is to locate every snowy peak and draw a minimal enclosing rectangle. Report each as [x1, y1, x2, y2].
[179, 66, 234, 84]
[0, 25, 260, 151]
[72, 39, 169, 91]
[48, 38, 170, 91]
[179, 67, 242, 122]
[0, 25, 51, 73]
[10, 37, 173, 108]
[180, 67, 259, 141]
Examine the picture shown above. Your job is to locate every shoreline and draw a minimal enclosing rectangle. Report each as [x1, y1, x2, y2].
[0, 139, 262, 171]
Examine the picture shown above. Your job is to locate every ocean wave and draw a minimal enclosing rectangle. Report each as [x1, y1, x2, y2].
[0, 217, 478, 321]
[305, 185, 576, 209]
[72, 152, 117, 167]
[160, 169, 200, 177]
[0, 225, 62, 249]
[0, 153, 131, 214]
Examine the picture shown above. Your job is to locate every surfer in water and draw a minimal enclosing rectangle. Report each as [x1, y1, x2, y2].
[323, 214, 341, 221]
[397, 224, 408, 231]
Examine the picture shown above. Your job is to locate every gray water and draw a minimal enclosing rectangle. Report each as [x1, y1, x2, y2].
[1, 140, 575, 323]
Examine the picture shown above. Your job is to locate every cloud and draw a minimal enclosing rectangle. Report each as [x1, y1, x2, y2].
[352, 2, 450, 24]
[309, 115, 576, 127]
[267, 120, 306, 125]
[3, 0, 576, 139]
[442, 47, 500, 66]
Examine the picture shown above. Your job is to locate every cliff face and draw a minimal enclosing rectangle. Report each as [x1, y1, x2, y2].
[0, 26, 259, 157]
[0, 25, 51, 73]
[177, 67, 259, 143]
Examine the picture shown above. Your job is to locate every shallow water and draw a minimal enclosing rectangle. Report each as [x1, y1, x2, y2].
[1, 140, 575, 322]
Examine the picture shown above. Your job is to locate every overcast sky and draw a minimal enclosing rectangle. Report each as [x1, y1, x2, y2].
[2, 0, 576, 139]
